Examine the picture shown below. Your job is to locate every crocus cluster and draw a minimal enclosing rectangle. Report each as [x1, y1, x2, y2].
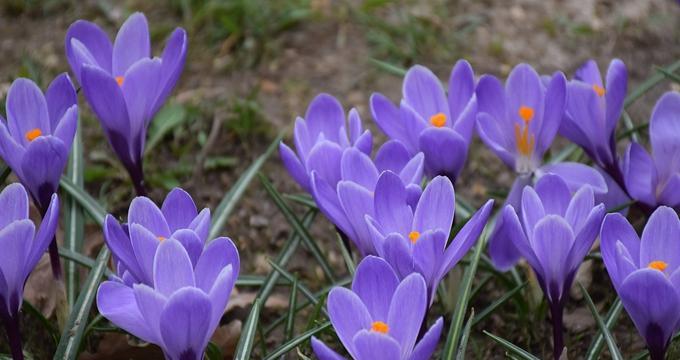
[601, 207, 680, 360]
[66, 12, 188, 195]
[97, 188, 239, 359]
[312, 256, 443, 360]
[0, 184, 59, 360]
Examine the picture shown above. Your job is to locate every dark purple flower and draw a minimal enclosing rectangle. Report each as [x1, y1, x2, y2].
[622, 92, 680, 209]
[65, 12, 187, 194]
[311, 256, 443, 360]
[601, 206, 680, 360]
[97, 236, 238, 360]
[561, 59, 627, 172]
[500, 174, 605, 358]
[371, 61, 477, 181]
[310, 140, 424, 256]
[0, 75, 77, 211]
[366, 173, 493, 302]
[279, 93, 372, 192]
[0, 184, 58, 360]
[104, 188, 213, 286]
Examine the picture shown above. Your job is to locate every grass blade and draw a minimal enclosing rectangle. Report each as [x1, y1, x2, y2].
[456, 309, 475, 360]
[59, 177, 107, 225]
[263, 322, 331, 360]
[484, 331, 539, 360]
[260, 174, 336, 282]
[64, 123, 85, 307]
[579, 283, 623, 360]
[336, 233, 355, 276]
[441, 230, 489, 359]
[585, 298, 623, 360]
[281, 277, 299, 360]
[472, 281, 527, 326]
[624, 60, 680, 108]
[268, 261, 327, 315]
[233, 299, 262, 360]
[54, 246, 110, 359]
[369, 58, 407, 77]
[209, 133, 283, 240]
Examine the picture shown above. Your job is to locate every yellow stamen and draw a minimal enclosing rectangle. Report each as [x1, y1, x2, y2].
[370, 321, 389, 334]
[429, 113, 447, 128]
[514, 122, 535, 157]
[649, 260, 668, 272]
[115, 76, 124, 87]
[157, 236, 166, 242]
[25, 128, 42, 142]
[518, 106, 534, 123]
[592, 84, 605, 97]
[408, 231, 420, 244]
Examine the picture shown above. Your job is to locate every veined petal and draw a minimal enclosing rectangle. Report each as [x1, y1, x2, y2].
[153, 238, 195, 297]
[413, 176, 455, 236]
[20, 136, 68, 206]
[448, 59, 475, 121]
[536, 71, 566, 156]
[128, 196, 171, 238]
[159, 288, 213, 360]
[279, 141, 310, 191]
[312, 337, 347, 360]
[604, 59, 627, 137]
[623, 142, 657, 206]
[45, 73, 77, 131]
[340, 147, 379, 189]
[403, 65, 450, 120]
[6, 78, 50, 147]
[327, 287, 372, 358]
[600, 213, 641, 290]
[151, 27, 188, 116]
[352, 256, 399, 322]
[370, 93, 409, 147]
[387, 273, 427, 357]
[650, 92, 680, 182]
[418, 127, 467, 180]
[373, 171, 412, 235]
[194, 237, 240, 293]
[409, 317, 443, 360]
[161, 187, 198, 231]
[65, 20, 113, 81]
[304, 93, 345, 143]
[531, 216, 575, 302]
[112, 12, 151, 76]
[639, 206, 680, 271]
[353, 330, 401, 360]
[97, 280, 155, 343]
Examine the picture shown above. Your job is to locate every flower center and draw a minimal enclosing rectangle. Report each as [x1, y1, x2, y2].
[157, 236, 166, 242]
[429, 113, 447, 128]
[518, 106, 534, 122]
[25, 128, 42, 142]
[648, 260, 668, 272]
[514, 106, 535, 158]
[115, 76, 124, 87]
[592, 84, 605, 97]
[370, 321, 389, 334]
[408, 231, 420, 244]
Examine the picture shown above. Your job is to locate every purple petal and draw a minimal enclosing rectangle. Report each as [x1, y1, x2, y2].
[194, 237, 240, 293]
[501, 205, 542, 274]
[65, 20, 112, 81]
[153, 238, 195, 296]
[312, 337, 347, 360]
[132, 284, 166, 344]
[418, 127, 467, 180]
[487, 205, 523, 271]
[604, 59, 627, 136]
[658, 173, 680, 208]
[352, 256, 399, 321]
[505, 64, 545, 137]
[448, 59, 475, 121]
[413, 230, 447, 294]
[595, 168, 630, 213]
[26, 193, 58, 273]
[310, 172, 353, 239]
[0, 220, 34, 302]
[387, 273, 427, 357]
[354, 130, 373, 156]
[188, 208, 211, 243]
[170, 229, 203, 267]
[327, 287, 372, 358]
[531, 215, 575, 302]
[53, 105, 78, 149]
[639, 206, 680, 271]
[623, 142, 657, 206]
[130, 223, 161, 285]
[475, 75, 507, 125]
[206, 265, 235, 331]
[151, 28, 188, 116]
[6, 79, 50, 147]
[104, 215, 143, 282]
[161, 188, 198, 231]
[307, 141, 343, 188]
[410, 317, 444, 360]
[0, 183, 28, 229]
[20, 136, 68, 204]
[45, 73, 77, 131]
[574, 59, 603, 86]
[534, 173, 571, 216]
[340, 148, 379, 189]
[600, 213, 641, 289]
[374, 171, 412, 236]
[566, 204, 604, 273]
[441, 200, 494, 276]
[96, 281, 154, 343]
[520, 186, 545, 235]
[563, 81, 603, 160]
[413, 176, 455, 235]
[121, 58, 163, 157]
[650, 92, 680, 182]
[381, 233, 415, 279]
[112, 12, 150, 76]
[375, 140, 410, 174]
[564, 185, 595, 232]
[370, 93, 409, 147]
[536, 72, 566, 156]
[279, 141, 310, 191]
[476, 112, 515, 168]
[305, 93, 345, 143]
[159, 287, 212, 359]
[128, 196, 171, 238]
[403, 65, 450, 120]
[0, 121, 25, 175]
[539, 162, 608, 195]
[353, 331, 401, 360]
[337, 181, 376, 256]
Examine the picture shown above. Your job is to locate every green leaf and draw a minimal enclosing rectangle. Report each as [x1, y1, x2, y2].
[262, 322, 331, 360]
[336, 233, 355, 276]
[441, 231, 489, 359]
[260, 174, 336, 282]
[484, 330, 540, 360]
[205, 342, 223, 360]
[624, 60, 680, 108]
[579, 283, 623, 360]
[233, 299, 262, 360]
[456, 309, 475, 360]
[268, 260, 327, 314]
[209, 133, 283, 239]
[54, 246, 110, 359]
[145, 103, 187, 155]
[64, 123, 85, 307]
[472, 281, 527, 326]
[58, 246, 114, 277]
[0, 165, 11, 184]
[59, 177, 107, 225]
[585, 298, 623, 360]
[282, 277, 299, 359]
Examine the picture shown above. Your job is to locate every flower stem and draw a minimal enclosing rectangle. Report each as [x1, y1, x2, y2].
[0, 313, 24, 360]
[550, 302, 564, 360]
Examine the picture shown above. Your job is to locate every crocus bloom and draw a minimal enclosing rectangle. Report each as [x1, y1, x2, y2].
[561, 59, 627, 174]
[311, 141, 424, 256]
[500, 174, 605, 359]
[0, 184, 59, 360]
[601, 206, 680, 360]
[97, 237, 238, 360]
[476, 64, 606, 270]
[65, 12, 187, 195]
[0, 75, 77, 212]
[366, 173, 493, 302]
[622, 92, 680, 209]
[371, 60, 477, 181]
[104, 188, 212, 286]
[280, 93, 372, 192]
[311, 256, 443, 360]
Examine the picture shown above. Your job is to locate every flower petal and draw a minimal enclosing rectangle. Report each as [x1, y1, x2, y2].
[623, 142, 657, 206]
[153, 238, 195, 296]
[409, 317, 444, 360]
[45, 73, 77, 131]
[112, 12, 150, 76]
[159, 287, 213, 359]
[448, 59, 475, 121]
[418, 127, 467, 180]
[305, 93, 345, 143]
[536, 72, 566, 156]
[161, 188, 198, 231]
[20, 136, 68, 206]
[639, 206, 680, 271]
[600, 213, 641, 289]
[65, 20, 112, 81]
[6, 79, 50, 147]
[194, 237, 240, 293]
[128, 196, 171, 238]
[279, 141, 310, 191]
[373, 171, 412, 236]
[96, 280, 155, 343]
[650, 92, 680, 182]
[604, 59, 627, 137]
[311, 337, 347, 360]
[352, 256, 399, 321]
[403, 65, 450, 120]
[387, 273, 427, 357]
[353, 330, 401, 360]
[338, 181, 376, 256]
[533, 173, 571, 216]
[531, 216, 575, 302]
[327, 287, 372, 358]
[413, 176, 455, 235]
[340, 148, 379, 189]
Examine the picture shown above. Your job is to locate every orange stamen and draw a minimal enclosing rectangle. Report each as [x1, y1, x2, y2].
[408, 231, 420, 244]
[25, 128, 42, 142]
[649, 260, 668, 272]
[518, 106, 534, 123]
[514, 122, 535, 156]
[115, 76, 124, 87]
[593, 84, 605, 97]
[429, 113, 447, 128]
[157, 236, 166, 242]
[370, 321, 389, 334]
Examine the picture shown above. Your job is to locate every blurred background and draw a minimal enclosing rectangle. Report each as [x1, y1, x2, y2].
[0, 0, 679, 358]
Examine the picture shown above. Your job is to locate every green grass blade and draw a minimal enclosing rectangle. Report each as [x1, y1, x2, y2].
[0, 165, 11, 184]
[336, 233, 355, 276]
[579, 283, 623, 360]
[472, 281, 527, 326]
[209, 133, 283, 240]
[260, 174, 336, 282]
[145, 103, 187, 155]
[64, 123, 85, 307]
[281, 277, 299, 360]
[268, 261, 327, 315]
[585, 298, 623, 360]
[205, 342, 223, 360]
[54, 246, 110, 359]
[369, 58, 407, 77]
[624, 60, 680, 108]
[58, 246, 114, 277]
[262, 322, 331, 360]
[441, 231, 488, 359]
[456, 309, 475, 360]
[484, 331, 540, 360]
[233, 299, 262, 360]
[59, 177, 107, 225]
[656, 65, 680, 83]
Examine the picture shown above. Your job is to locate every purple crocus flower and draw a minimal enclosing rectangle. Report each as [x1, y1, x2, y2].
[0, 75, 77, 212]
[311, 140, 424, 256]
[104, 188, 213, 286]
[476, 64, 606, 270]
[601, 207, 680, 360]
[370, 60, 477, 181]
[97, 236, 238, 360]
[65, 12, 187, 195]
[311, 256, 443, 360]
[622, 92, 680, 209]
[0, 184, 59, 360]
[279, 93, 372, 192]
[500, 174, 605, 359]
[366, 173, 493, 302]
